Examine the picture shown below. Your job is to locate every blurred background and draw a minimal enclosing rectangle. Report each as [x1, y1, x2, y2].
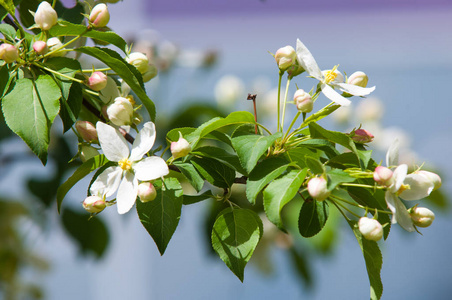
[1, 0, 452, 299]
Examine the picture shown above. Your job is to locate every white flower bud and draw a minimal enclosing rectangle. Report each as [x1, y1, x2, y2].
[106, 97, 134, 126]
[373, 166, 394, 186]
[347, 71, 369, 88]
[141, 63, 158, 82]
[275, 46, 296, 71]
[46, 37, 65, 57]
[89, 3, 110, 28]
[83, 195, 106, 213]
[138, 182, 157, 202]
[416, 170, 441, 191]
[293, 89, 313, 113]
[358, 217, 383, 241]
[126, 52, 149, 73]
[307, 177, 330, 201]
[34, 1, 58, 31]
[80, 145, 99, 162]
[351, 129, 374, 144]
[0, 43, 19, 63]
[171, 133, 191, 159]
[76, 121, 98, 143]
[33, 41, 48, 55]
[88, 72, 108, 91]
[409, 207, 435, 228]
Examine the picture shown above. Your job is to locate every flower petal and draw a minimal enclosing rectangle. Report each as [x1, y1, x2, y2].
[391, 164, 408, 193]
[386, 139, 399, 167]
[321, 84, 351, 106]
[399, 173, 435, 200]
[116, 171, 138, 214]
[130, 122, 156, 162]
[296, 39, 322, 80]
[335, 83, 376, 96]
[97, 122, 129, 162]
[99, 76, 120, 104]
[90, 166, 122, 197]
[134, 156, 169, 181]
[385, 190, 414, 232]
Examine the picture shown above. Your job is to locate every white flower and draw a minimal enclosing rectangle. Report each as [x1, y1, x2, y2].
[90, 122, 169, 214]
[34, 1, 58, 31]
[295, 39, 375, 106]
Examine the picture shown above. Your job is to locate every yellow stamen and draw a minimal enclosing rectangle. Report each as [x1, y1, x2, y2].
[126, 95, 135, 106]
[396, 183, 410, 196]
[324, 65, 340, 83]
[118, 158, 132, 171]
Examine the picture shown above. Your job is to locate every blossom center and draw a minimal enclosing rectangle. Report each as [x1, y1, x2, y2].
[396, 183, 410, 195]
[324, 70, 337, 83]
[118, 158, 132, 171]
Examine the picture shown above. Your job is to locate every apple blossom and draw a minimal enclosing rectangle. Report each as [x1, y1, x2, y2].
[32, 41, 48, 55]
[34, 1, 58, 31]
[373, 166, 394, 186]
[347, 71, 369, 88]
[171, 133, 191, 159]
[409, 207, 435, 228]
[106, 97, 134, 126]
[274, 46, 296, 71]
[46, 37, 65, 57]
[89, 3, 110, 28]
[88, 72, 108, 91]
[307, 177, 330, 201]
[83, 195, 106, 213]
[0, 44, 19, 63]
[293, 89, 313, 113]
[126, 52, 149, 73]
[75, 121, 98, 143]
[351, 129, 374, 144]
[137, 182, 157, 202]
[358, 217, 383, 241]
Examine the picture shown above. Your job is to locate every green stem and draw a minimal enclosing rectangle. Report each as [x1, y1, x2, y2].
[330, 200, 350, 221]
[42, 29, 89, 58]
[80, 67, 112, 73]
[277, 71, 283, 132]
[282, 111, 300, 143]
[35, 63, 84, 84]
[330, 194, 391, 215]
[330, 198, 361, 218]
[280, 76, 292, 132]
[340, 183, 385, 189]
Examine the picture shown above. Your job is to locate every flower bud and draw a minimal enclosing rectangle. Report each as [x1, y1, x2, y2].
[138, 182, 157, 202]
[80, 145, 99, 162]
[293, 89, 313, 113]
[88, 72, 108, 91]
[0, 44, 19, 63]
[34, 1, 58, 31]
[126, 52, 149, 73]
[307, 177, 330, 201]
[76, 121, 98, 143]
[171, 133, 191, 159]
[409, 207, 435, 228]
[275, 46, 296, 71]
[33, 41, 48, 55]
[83, 195, 106, 213]
[142, 63, 158, 82]
[358, 217, 383, 241]
[107, 97, 134, 126]
[46, 37, 65, 57]
[89, 3, 110, 28]
[351, 128, 374, 144]
[347, 71, 369, 88]
[416, 170, 441, 191]
[373, 166, 394, 186]
[287, 63, 305, 78]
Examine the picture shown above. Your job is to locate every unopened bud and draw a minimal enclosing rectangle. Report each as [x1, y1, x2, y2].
[33, 41, 48, 55]
[142, 63, 158, 82]
[126, 52, 149, 73]
[416, 170, 441, 191]
[351, 128, 374, 143]
[347, 71, 369, 88]
[373, 166, 394, 186]
[358, 217, 383, 241]
[307, 177, 330, 201]
[83, 195, 106, 213]
[76, 121, 98, 143]
[46, 37, 65, 57]
[106, 97, 134, 126]
[0, 44, 19, 63]
[409, 207, 435, 228]
[88, 72, 108, 91]
[171, 133, 191, 159]
[287, 63, 305, 78]
[138, 182, 157, 202]
[80, 145, 99, 162]
[275, 46, 296, 71]
[293, 89, 313, 113]
[34, 1, 58, 31]
[89, 3, 110, 28]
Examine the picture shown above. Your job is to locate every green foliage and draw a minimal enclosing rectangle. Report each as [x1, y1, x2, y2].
[298, 200, 329, 237]
[191, 157, 236, 189]
[173, 161, 204, 192]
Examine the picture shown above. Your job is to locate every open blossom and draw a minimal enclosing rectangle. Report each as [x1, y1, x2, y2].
[295, 39, 375, 106]
[90, 122, 169, 214]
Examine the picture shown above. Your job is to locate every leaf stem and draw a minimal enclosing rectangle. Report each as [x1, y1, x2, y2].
[34, 63, 84, 84]
[280, 76, 292, 132]
[277, 71, 283, 132]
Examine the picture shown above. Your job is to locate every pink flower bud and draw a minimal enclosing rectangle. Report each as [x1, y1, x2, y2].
[307, 177, 330, 201]
[171, 133, 191, 159]
[106, 97, 134, 126]
[89, 3, 110, 28]
[138, 182, 157, 202]
[33, 41, 48, 55]
[293, 89, 313, 113]
[416, 170, 441, 191]
[358, 217, 383, 241]
[80, 145, 99, 162]
[83, 195, 106, 213]
[373, 166, 394, 186]
[126, 52, 149, 73]
[351, 129, 374, 144]
[347, 71, 369, 88]
[88, 72, 108, 91]
[75, 121, 98, 143]
[275, 46, 296, 71]
[34, 1, 58, 31]
[409, 207, 435, 228]
[0, 44, 19, 63]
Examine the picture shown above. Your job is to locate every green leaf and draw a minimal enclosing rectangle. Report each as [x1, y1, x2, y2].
[326, 152, 360, 169]
[298, 200, 329, 237]
[75, 46, 156, 121]
[305, 156, 325, 175]
[0, 0, 18, 17]
[297, 138, 339, 159]
[284, 147, 319, 169]
[18, 0, 39, 28]
[50, 21, 127, 52]
[192, 146, 246, 175]
[0, 24, 16, 42]
[56, 155, 108, 212]
[0, 64, 10, 97]
[347, 220, 383, 300]
[302, 104, 340, 127]
[59, 81, 83, 132]
[183, 190, 215, 205]
[246, 157, 292, 205]
[326, 169, 356, 191]
[263, 168, 307, 230]
[137, 177, 183, 255]
[167, 127, 196, 143]
[232, 132, 282, 174]
[211, 208, 263, 282]
[2, 75, 61, 164]
[191, 157, 236, 189]
[173, 161, 204, 192]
